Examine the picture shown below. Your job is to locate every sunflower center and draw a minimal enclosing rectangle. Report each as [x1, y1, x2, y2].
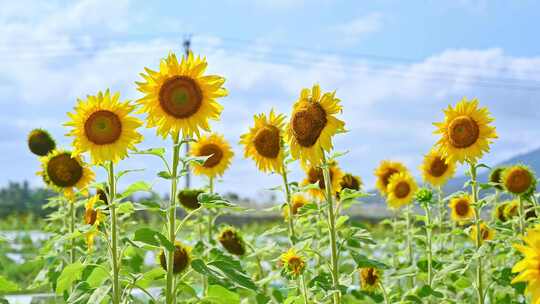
[308, 167, 332, 189]
[46, 153, 83, 187]
[341, 174, 360, 191]
[291, 103, 327, 147]
[381, 169, 399, 188]
[481, 228, 489, 240]
[84, 110, 122, 145]
[505, 169, 532, 194]
[288, 257, 304, 274]
[159, 76, 202, 119]
[448, 116, 479, 148]
[364, 269, 377, 285]
[291, 200, 305, 215]
[429, 157, 448, 177]
[84, 209, 98, 225]
[394, 181, 410, 199]
[455, 199, 470, 216]
[199, 144, 224, 168]
[253, 125, 280, 158]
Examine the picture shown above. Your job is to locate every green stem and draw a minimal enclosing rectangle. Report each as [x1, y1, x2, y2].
[322, 155, 340, 304]
[300, 275, 309, 304]
[281, 161, 296, 243]
[469, 162, 484, 304]
[379, 282, 390, 304]
[166, 135, 181, 304]
[108, 161, 120, 304]
[69, 200, 75, 264]
[424, 204, 433, 287]
[405, 204, 414, 288]
[207, 177, 214, 244]
[518, 195, 525, 234]
[437, 187, 444, 252]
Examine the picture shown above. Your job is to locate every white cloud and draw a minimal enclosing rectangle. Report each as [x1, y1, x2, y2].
[331, 13, 383, 44]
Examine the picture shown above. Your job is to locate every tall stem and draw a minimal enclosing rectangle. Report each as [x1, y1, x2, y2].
[69, 200, 75, 264]
[469, 162, 484, 304]
[108, 161, 120, 304]
[437, 187, 444, 252]
[207, 177, 214, 243]
[281, 162, 296, 243]
[424, 204, 433, 287]
[517, 195, 525, 234]
[166, 134, 181, 304]
[405, 204, 414, 288]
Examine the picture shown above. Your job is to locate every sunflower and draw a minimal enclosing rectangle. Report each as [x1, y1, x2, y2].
[489, 166, 506, 191]
[177, 189, 204, 210]
[340, 173, 362, 191]
[512, 226, 540, 304]
[190, 133, 234, 178]
[66, 90, 143, 165]
[448, 195, 475, 222]
[504, 200, 520, 220]
[286, 84, 345, 165]
[136, 52, 227, 138]
[359, 267, 381, 292]
[302, 162, 344, 199]
[283, 193, 308, 219]
[374, 161, 408, 196]
[420, 149, 456, 187]
[386, 172, 418, 209]
[158, 241, 191, 274]
[501, 165, 537, 196]
[27, 129, 56, 156]
[433, 98, 497, 163]
[218, 227, 246, 256]
[469, 222, 495, 245]
[84, 195, 105, 250]
[280, 248, 305, 277]
[240, 109, 286, 173]
[38, 150, 95, 199]
[493, 202, 509, 222]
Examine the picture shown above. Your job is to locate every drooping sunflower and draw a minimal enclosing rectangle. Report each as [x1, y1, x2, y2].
[340, 173, 362, 192]
[374, 161, 408, 196]
[433, 98, 497, 163]
[283, 193, 308, 219]
[359, 267, 381, 292]
[386, 172, 418, 209]
[190, 133, 234, 178]
[218, 227, 246, 256]
[448, 195, 475, 222]
[286, 84, 345, 165]
[27, 129, 56, 156]
[493, 202, 509, 222]
[240, 109, 286, 174]
[84, 195, 105, 250]
[136, 52, 227, 138]
[38, 150, 95, 199]
[501, 165, 537, 196]
[302, 162, 344, 200]
[489, 166, 506, 191]
[158, 241, 191, 274]
[177, 189, 204, 210]
[469, 222, 495, 245]
[512, 226, 540, 304]
[66, 90, 143, 165]
[420, 149, 456, 187]
[280, 248, 305, 277]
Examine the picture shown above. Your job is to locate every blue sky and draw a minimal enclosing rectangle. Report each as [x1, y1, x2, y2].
[2, 0, 540, 199]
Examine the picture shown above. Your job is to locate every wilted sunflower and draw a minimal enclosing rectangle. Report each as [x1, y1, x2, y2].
[434, 98, 497, 163]
[158, 241, 191, 274]
[280, 248, 305, 277]
[489, 166, 506, 191]
[84, 195, 105, 250]
[512, 226, 540, 303]
[420, 149, 456, 187]
[302, 162, 344, 199]
[286, 84, 345, 165]
[136, 52, 227, 138]
[283, 193, 308, 219]
[240, 109, 286, 173]
[469, 222, 495, 245]
[38, 150, 95, 199]
[494, 202, 509, 222]
[190, 133, 234, 178]
[386, 172, 418, 209]
[374, 161, 408, 196]
[504, 200, 520, 220]
[177, 189, 204, 210]
[501, 165, 536, 196]
[448, 195, 475, 222]
[27, 129, 56, 156]
[359, 267, 381, 292]
[218, 227, 246, 256]
[66, 90, 143, 164]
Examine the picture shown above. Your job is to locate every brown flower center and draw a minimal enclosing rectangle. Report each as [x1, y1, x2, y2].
[363, 268, 378, 286]
[287, 257, 304, 275]
[84, 110, 122, 145]
[28, 130, 55, 156]
[291, 200, 305, 215]
[429, 157, 448, 177]
[505, 168, 532, 194]
[159, 76, 202, 118]
[291, 102, 327, 147]
[46, 153, 83, 187]
[381, 168, 399, 189]
[160, 245, 190, 274]
[481, 227, 489, 240]
[84, 208, 98, 225]
[340, 174, 360, 191]
[308, 167, 333, 189]
[198, 144, 224, 168]
[393, 181, 411, 199]
[455, 199, 470, 216]
[219, 230, 245, 256]
[448, 116, 479, 148]
[253, 125, 280, 158]
[178, 189, 203, 210]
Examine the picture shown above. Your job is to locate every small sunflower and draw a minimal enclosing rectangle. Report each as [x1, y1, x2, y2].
[66, 90, 143, 165]
[359, 267, 381, 292]
[493, 202, 508, 222]
[469, 222, 495, 245]
[448, 195, 475, 222]
[38, 150, 95, 199]
[190, 133, 234, 178]
[218, 227, 246, 256]
[96, 187, 108, 205]
[280, 248, 305, 277]
[512, 226, 540, 304]
[158, 241, 191, 274]
[501, 165, 537, 196]
[420, 149, 456, 187]
[386, 172, 418, 209]
[489, 166, 506, 191]
[286, 84, 345, 165]
[240, 109, 286, 174]
[433, 97, 497, 163]
[177, 189, 204, 210]
[84, 195, 105, 250]
[283, 193, 308, 219]
[136, 52, 227, 138]
[504, 200, 520, 219]
[340, 173, 362, 191]
[374, 161, 408, 196]
[27, 129, 56, 156]
[302, 162, 344, 199]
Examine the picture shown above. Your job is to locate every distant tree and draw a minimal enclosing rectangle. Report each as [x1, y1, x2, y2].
[0, 181, 55, 218]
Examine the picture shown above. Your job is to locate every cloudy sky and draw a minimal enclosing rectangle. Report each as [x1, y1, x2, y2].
[2, 0, 540, 199]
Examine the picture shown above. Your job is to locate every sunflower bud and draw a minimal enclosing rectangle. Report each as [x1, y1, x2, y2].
[28, 129, 56, 156]
[177, 189, 204, 210]
[415, 187, 433, 205]
[218, 227, 246, 256]
[158, 242, 191, 274]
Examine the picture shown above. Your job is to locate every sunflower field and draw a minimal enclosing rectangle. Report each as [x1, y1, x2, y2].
[4, 51, 540, 304]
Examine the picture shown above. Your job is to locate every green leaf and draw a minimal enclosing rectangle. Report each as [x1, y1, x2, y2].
[184, 155, 211, 166]
[116, 168, 145, 180]
[116, 202, 134, 215]
[88, 285, 111, 304]
[203, 285, 240, 304]
[0, 275, 19, 292]
[198, 193, 235, 208]
[121, 181, 152, 198]
[56, 262, 85, 295]
[138, 268, 166, 288]
[134, 147, 166, 157]
[157, 171, 172, 179]
[208, 260, 258, 291]
[85, 266, 109, 288]
[133, 228, 175, 251]
[350, 252, 389, 270]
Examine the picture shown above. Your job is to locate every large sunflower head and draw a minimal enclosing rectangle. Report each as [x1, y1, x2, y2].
[469, 222, 495, 245]
[359, 267, 381, 292]
[27, 129, 56, 156]
[489, 166, 506, 191]
[374, 161, 408, 196]
[286, 84, 345, 165]
[501, 165, 537, 196]
[386, 172, 417, 209]
[136, 52, 227, 138]
[158, 241, 192, 274]
[302, 162, 344, 200]
[448, 195, 475, 222]
[512, 226, 540, 303]
[280, 248, 305, 277]
[433, 98, 497, 163]
[283, 193, 308, 219]
[66, 90, 143, 165]
[38, 150, 95, 199]
[420, 149, 456, 187]
[190, 133, 234, 178]
[218, 227, 246, 256]
[240, 109, 286, 174]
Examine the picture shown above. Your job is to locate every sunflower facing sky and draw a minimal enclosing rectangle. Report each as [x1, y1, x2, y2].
[386, 172, 417, 209]
[240, 109, 286, 174]
[420, 149, 456, 187]
[286, 84, 345, 165]
[448, 195, 475, 222]
[512, 226, 540, 303]
[66, 90, 143, 165]
[433, 98, 497, 164]
[374, 161, 408, 196]
[190, 133, 234, 178]
[136, 52, 227, 138]
[302, 162, 344, 200]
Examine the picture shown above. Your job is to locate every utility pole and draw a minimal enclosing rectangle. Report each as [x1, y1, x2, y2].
[183, 36, 191, 189]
